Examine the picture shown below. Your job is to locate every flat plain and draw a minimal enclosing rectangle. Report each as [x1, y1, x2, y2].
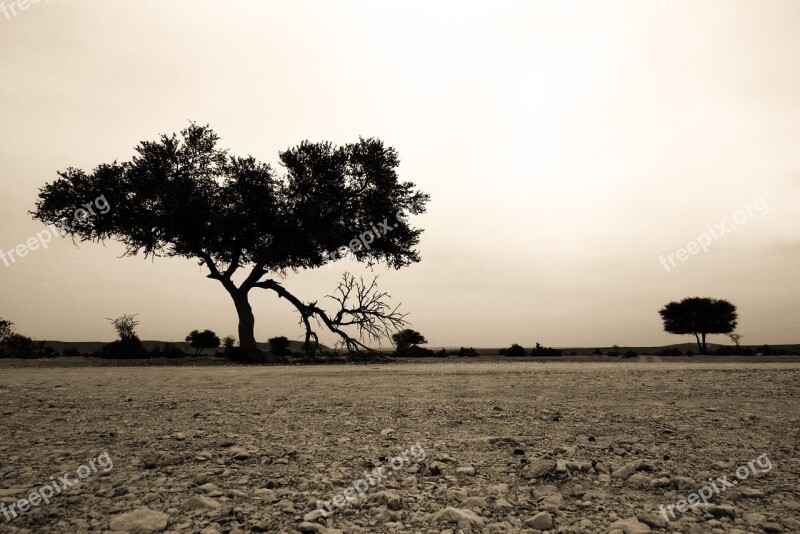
[1, 358, 798, 533]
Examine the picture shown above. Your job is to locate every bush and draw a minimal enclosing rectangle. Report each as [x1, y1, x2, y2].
[714, 346, 756, 356]
[268, 336, 292, 356]
[659, 348, 683, 356]
[436, 349, 449, 357]
[151, 343, 186, 358]
[530, 342, 562, 357]
[404, 345, 435, 357]
[503, 343, 527, 357]
[457, 347, 479, 357]
[98, 337, 149, 359]
[0, 334, 36, 358]
[592, 348, 603, 355]
[607, 345, 621, 357]
[622, 350, 638, 358]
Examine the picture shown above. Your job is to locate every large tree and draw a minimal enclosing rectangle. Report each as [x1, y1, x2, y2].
[32, 124, 429, 362]
[391, 328, 428, 355]
[659, 297, 737, 354]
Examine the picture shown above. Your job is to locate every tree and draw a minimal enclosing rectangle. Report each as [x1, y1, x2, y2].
[186, 329, 221, 355]
[107, 314, 140, 341]
[32, 124, 429, 363]
[0, 318, 14, 343]
[659, 297, 737, 355]
[391, 329, 428, 355]
[101, 314, 148, 358]
[727, 332, 743, 350]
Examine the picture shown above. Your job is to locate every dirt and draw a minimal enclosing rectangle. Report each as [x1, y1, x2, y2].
[0, 359, 798, 533]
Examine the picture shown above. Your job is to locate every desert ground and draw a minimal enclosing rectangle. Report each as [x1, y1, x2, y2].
[0, 358, 798, 534]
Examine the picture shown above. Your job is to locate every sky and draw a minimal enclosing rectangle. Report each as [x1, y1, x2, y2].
[0, 0, 798, 348]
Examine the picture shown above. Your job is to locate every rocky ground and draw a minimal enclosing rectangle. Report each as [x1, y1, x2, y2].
[0, 359, 798, 533]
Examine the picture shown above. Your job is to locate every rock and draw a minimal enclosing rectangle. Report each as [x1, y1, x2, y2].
[109, 507, 169, 533]
[525, 511, 554, 530]
[432, 507, 485, 530]
[303, 509, 327, 522]
[180, 495, 221, 511]
[611, 459, 652, 480]
[141, 451, 160, 469]
[636, 512, 667, 529]
[460, 496, 487, 510]
[744, 512, 766, 526]
[524, 459, 556, 479]
[624, 473, 652, 489]
[762, 522, 784, 533]
[532, 484, 559, 498]
[380, 428, 394, 436]
[456, 465, 476, 476]
[369, 490, 402, 510]
[701, 504, 737, 519]
[608, 518, 651, 534]
[228, 446, 250, 460]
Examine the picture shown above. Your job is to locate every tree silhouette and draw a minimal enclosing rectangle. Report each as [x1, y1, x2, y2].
[32, 124, 428, 363]
[391, 329, 428, 355]
[659, 297, 737, 354]
[0, 318, 14, 344]
[186, 329, 221, 355]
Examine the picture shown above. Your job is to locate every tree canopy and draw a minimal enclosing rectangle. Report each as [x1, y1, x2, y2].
[659, 297, 737, 354]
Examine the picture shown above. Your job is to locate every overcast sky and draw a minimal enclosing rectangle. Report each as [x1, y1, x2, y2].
[1, 0, 798, 348]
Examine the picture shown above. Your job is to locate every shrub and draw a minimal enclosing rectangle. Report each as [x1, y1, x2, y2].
[607, 345, 621, 357]
[98, 337, 149, 359]
[592, 348, 603, 355]
[622, 350, 638, 358]
[503, 343, 527, 357]
[405, 345, 435, 357]
[457, 347, 479, 357]
[530, 342, 562, 357]
[268, 336, 292, 356]
[436, 349, 449, 357]
[659, 348, 683, 356]
[151, 343, 186, 358]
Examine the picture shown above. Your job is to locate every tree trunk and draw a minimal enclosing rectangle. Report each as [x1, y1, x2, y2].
[230, 289, 270, 363]
[693, 332, 702, 354]
[701, 333, 708, 355]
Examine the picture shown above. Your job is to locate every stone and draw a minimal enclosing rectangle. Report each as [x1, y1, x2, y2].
[525, 511, 554, 530]
[608, 518, 651, 534]
[432, 507, 485, 530]
[109, 507, 169, 533]
[524, 459, 556, 479]
[180, 495, 221, 511]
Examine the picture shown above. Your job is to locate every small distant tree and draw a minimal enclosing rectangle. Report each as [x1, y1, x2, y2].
[391, 329, 428, 356]
[659, 297, 737, 355]
[592, 348, 602, 355]
[186, 329, 221, 355]
[268, 336, 292, 356]
[101, 314, 147, 358]
[727, 332, 743, 350]
[108, 314, 140, 341]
